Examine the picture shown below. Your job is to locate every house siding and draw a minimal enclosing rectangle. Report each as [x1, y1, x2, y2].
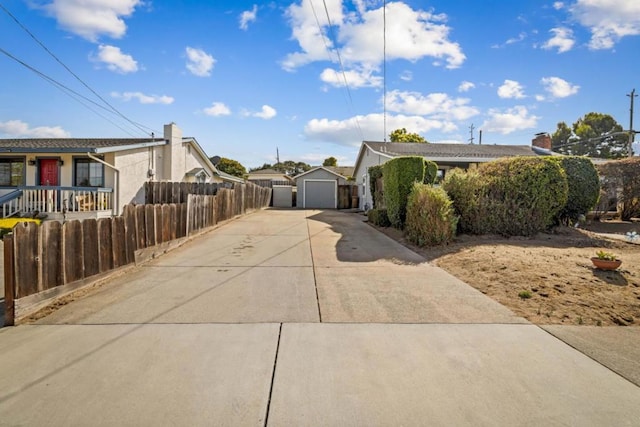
[295, 168, 349, 209]
[354, 149, 389, 210]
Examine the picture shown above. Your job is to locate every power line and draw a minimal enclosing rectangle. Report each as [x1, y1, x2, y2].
[319, 0, 364, 141]
[383, 0, 387, 142]
[0, 46, 143, 137]
[0, 2, 155, 136]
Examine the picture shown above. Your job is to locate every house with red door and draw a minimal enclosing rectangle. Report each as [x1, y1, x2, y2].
[0, 123, 242, 220]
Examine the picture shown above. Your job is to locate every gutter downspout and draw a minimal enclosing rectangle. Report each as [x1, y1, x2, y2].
[87, 152, 120, 215]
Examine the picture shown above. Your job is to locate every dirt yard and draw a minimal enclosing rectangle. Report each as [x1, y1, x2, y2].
[372, 219, 640, 327]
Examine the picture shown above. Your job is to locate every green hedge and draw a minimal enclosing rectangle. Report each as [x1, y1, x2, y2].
[368, 165, 384, 208]
[367, 208, 391, 227]
[549, 156, 600, 224]
[443, 157, 568, 236]
[383, 156, 425, 228]
[424, 160, 438, 185]
[405, 183, 457, 246]
[441, 168, 487, 234]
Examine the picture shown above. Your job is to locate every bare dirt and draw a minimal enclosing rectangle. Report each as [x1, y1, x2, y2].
[372, 219, 640, 327]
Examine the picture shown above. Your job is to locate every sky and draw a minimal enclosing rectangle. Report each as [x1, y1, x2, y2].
[1, 0, 639, 169]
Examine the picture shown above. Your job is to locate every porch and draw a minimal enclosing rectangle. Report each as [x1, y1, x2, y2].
[0, 186, 114, 221]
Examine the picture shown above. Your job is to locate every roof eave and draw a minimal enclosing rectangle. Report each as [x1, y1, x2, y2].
[94, 140, 168, 154]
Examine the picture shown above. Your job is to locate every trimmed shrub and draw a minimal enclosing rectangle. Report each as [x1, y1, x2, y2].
[368, 165, 384, 208]
[443, 157, 568, 236]
[367, 208, 391, 227]
[442, 168, 488, 234]
[424, 160, 438, 185]
[597, 157, 640, 220]
[405, 183, 458, 246]
[549, 156, 600, 224]
[383, 156, 426, 228]
[478, 157, 568, 236]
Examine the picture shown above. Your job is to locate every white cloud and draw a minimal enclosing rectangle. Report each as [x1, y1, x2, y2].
[492, 32, 526, 48]
[535, 94, 546, 101]
[458, 81, 475, 92]
[481, 106, 539, 135]
[542, 27, 575, 53]
[0, 120, 70, 138]
[248, 105, 277, 120]
[203, 102, 231, 117]
[185, 47, 215, 77]
[111, 91, 174, 104]
[320, 67, 382, 88]
[497, 79, 526, 99]
[239, 4, 258, 30]
[385, 90, 479, 121]
[304, 113, 457, 146]
[571, 0, 640, 49]
[540, 76, 580, 98]
[39, 0, 141, 42]
[399, 70, 413, 81]
[553, 2, 565, 10]
[283, 1, 464, 71]
[92, 44, 138, 73]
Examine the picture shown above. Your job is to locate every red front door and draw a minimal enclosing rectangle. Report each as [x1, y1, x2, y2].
[39, 159, 59, 186]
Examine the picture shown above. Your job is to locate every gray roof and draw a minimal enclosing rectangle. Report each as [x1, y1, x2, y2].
[0, 138, 166, 153]
[326, 166, 355, 177]
[364, 141, 540, 158]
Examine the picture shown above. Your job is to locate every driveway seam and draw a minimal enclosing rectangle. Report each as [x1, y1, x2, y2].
[306, 216, 323, 322]
[263, 322, 282, 427]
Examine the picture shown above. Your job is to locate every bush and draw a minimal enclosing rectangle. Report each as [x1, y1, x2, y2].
[368, 165, 384, 208]
[478, 157, 568, 236]
[405, 183, 457, 246]
[383, 156, 425, 229]
[441, 168, 488, 234]
[597, 157, 640, 221]
[367, 208, 391, 227]
[424, 160, 438, 185]
[549, 156, 600, 224]
[443, 157, 568, 236]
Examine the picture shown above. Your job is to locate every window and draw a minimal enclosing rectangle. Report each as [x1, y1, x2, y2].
[0, 158, 25, 186]
[74, 158, 104, 187]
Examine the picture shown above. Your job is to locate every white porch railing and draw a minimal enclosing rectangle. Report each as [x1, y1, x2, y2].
[0, 186, 114, 218]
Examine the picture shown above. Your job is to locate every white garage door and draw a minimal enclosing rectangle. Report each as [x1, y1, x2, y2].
[304, 180, 336, 208]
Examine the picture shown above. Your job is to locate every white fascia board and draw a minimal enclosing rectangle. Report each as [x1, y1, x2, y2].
[94, 140, 168, 154]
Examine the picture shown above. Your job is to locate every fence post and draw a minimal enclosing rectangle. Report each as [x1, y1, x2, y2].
[3, 235, 15, 326]
[186, 194, 192, 237]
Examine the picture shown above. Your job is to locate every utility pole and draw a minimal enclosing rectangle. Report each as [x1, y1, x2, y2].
[479, 129, 483, 145]
[468, 124, 475, 144]
[276, 147, 280, 165]
[628, 89, 637, 157]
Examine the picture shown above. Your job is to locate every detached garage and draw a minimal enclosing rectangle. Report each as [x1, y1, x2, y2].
[294, 166, 350, 209]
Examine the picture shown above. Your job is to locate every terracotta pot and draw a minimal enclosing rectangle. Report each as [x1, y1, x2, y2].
[591, 257, 622, 270]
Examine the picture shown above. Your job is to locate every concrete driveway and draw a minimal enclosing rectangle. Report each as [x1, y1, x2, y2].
[0, 209, 639, 426]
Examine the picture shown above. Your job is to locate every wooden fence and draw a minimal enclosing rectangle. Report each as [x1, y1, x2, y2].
[3, 183, 271, 325]
[144, 181, 234, 205]
[338, 185, 358, 209]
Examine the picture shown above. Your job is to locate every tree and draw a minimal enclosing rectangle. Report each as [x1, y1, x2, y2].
[551, 113, 629, 158]
[322, 156, 338, 167]
[213, 157, 246, 178]
[249, 160, 311, 176]
[551, 121, 573, 155]
[389, 128, 427, 143]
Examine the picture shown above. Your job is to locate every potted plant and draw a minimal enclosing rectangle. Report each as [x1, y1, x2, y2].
[591, 250, 622, 270]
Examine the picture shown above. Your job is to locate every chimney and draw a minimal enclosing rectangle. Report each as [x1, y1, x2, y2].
[532, 132, 551, 150]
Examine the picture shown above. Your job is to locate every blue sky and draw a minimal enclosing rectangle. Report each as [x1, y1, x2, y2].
[1, 0, 639, 169]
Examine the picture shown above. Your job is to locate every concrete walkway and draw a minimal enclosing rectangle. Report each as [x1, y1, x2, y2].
[0, 209, 639, 426]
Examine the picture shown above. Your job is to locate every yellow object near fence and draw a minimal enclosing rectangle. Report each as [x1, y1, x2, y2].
[0, 218, 42, 229]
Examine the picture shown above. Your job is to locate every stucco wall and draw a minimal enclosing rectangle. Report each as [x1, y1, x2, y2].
[114, 148, 151, 209]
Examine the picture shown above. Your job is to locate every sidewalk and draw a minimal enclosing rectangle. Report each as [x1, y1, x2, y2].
[0, 209, 639, 426]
